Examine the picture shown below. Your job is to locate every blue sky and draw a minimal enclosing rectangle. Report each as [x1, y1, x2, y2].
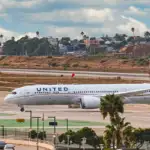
[0, 0, 150, 40]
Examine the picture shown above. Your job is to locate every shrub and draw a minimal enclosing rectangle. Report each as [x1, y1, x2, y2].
[122, 60, 128, 64]
[72, 64, 79, 67]
[0, 56, 6, 61]
[83, 65, 88, 68]
[58, 127, 101, 148]
[28, 130, 37, 139]
[136, 58, 149, 66]
[47, 56, 52, 58]
[38, 131, 46, 140]
[3, 63, 9, 66]
[63, 64, 70, 68]
[51, 62, 57, 67]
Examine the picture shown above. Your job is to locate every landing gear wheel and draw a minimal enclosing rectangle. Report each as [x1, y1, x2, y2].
[20, 107, 24, 112]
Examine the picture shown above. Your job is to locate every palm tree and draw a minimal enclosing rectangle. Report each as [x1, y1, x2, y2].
[123, 125, 135, 148]
[104, 124, 116, 149]
[103, 115, 133, 149]
[144, 31, 150, 42]
[80, 31, 84, 36]
[131, 27, 135, 40]
[100, 94, 124, 123]
[80, 31, 85, 40]
[100, 94, 128, 149]
[36, 31, 39, 38]
[115, 116, 131, 148]
[11, 36, 15, 41]
[0, 34, 3, 39]
[0, 34, 3, 46]
[83, 35, 87, 40]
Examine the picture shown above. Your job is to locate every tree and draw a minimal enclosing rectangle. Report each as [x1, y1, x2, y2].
[144, 31, 150, 42]
[115, 116, 132, 148]
[81, 31, 84, 36]
[104, 124, 115, 148]
[58, 127, 101, 149]
[58, 130, 76, 144]
[131, 27, 135, 36]
[36, 31, 39, 38]
[100, 94, 134, 149]
[2, 36, 56, 56]
[11, 36, 15, 41]
[100, 94, 124, 123]
[0, 34, 3, 46]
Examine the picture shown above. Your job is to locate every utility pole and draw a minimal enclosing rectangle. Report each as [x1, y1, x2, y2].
[42, 113, 44, 132]
[48, 116, 56, 134]
[25, 110, 32, 129]
[32, 117, 41, 150]
[48, 116, 57, 145]
[66, 118, 68, 132]
[1, 125, 4, 138]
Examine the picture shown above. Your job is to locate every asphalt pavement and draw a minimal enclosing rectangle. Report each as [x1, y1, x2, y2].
[0, 68, 149, 80]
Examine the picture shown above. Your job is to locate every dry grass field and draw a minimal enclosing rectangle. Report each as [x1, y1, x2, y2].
[0, 56, 149, 73]
[0, 72, 148, 91]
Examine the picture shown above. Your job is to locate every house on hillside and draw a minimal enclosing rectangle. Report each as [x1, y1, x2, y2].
[118, 43, 150, 57]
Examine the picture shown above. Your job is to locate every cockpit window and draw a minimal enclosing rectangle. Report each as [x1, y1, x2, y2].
[12, 91, 17, 95]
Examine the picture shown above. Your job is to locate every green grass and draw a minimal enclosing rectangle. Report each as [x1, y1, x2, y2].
[0, 119, 107, 127]
[0, 113, 15, 116]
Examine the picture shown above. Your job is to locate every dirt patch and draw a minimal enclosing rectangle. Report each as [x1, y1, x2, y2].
[0, 56, 149, 73]
[0, 72, 148, 91]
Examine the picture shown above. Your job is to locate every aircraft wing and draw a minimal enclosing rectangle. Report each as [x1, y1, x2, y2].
[101, 88, 150, 97]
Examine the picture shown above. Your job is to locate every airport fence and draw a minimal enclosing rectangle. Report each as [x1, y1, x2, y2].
[0, 128, 57, 143]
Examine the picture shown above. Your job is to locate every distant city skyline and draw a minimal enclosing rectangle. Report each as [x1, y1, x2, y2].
[0, 0, 149, 40]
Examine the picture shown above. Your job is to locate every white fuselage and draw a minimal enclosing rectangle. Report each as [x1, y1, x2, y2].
[4, 84, 150, 108]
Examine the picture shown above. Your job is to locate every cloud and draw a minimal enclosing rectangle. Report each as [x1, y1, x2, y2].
[0, 27, 19, 40]
[0, 0, 43, 11]
[0, 26, 36, 41]
[28, 8, 114, 24]
[45, 0, 150, 6]
[16, 32, 37, 40]
[117, 16, 149, 36]
[125, 6, 147, 16]
[0, 0, 149, 40]
[45, 15, 150, 38]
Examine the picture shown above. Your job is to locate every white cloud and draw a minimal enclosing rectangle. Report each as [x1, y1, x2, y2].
[0, 27, 19, 40]
[0, 0, 43, 11]
[46, 26, 100, 39]
[0, 13, 7, 18]
[45, 15, 150, 38]
[46, 0, 150, 6]
[125, 6, 147, 16]
[16, 32, 38, 41]
[0, 26, 37, 41]
[29, 8, 114, 23]
[117, 16, 149, 36]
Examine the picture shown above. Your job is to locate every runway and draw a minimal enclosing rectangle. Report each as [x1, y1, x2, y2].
[0, 68, 149, 80]
[1, 92, 150, 135]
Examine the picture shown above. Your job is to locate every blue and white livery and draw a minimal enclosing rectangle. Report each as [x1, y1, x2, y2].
[4, 83, 150, 111]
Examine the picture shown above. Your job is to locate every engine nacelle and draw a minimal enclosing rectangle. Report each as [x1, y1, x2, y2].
[80, 96, 100, 109]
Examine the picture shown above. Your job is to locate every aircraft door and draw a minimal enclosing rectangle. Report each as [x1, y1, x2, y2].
[24, 89, 31, 98]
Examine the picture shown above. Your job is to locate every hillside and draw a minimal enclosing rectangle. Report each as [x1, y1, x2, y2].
[0, 56, 149, 73]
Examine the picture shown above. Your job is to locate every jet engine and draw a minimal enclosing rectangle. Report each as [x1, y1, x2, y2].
[79, 96, 100, 109]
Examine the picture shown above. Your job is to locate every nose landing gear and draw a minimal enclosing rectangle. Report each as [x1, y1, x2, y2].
[18, 105, 25, 112]
[20, 107, 24, 112]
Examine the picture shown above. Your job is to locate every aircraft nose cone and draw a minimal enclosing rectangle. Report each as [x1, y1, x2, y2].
[4, 94, 11, 103]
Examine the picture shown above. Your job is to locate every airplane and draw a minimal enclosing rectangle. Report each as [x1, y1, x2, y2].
[4, 83, 150, 112]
